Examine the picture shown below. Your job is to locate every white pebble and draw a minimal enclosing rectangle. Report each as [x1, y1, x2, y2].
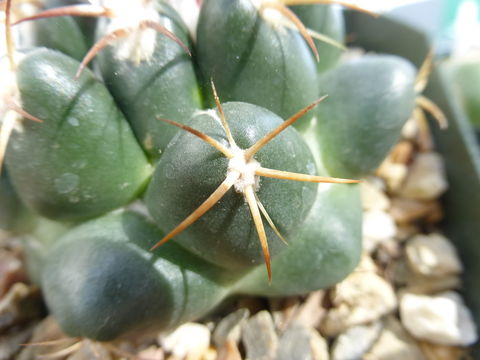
[331, 321, 383, 360]
[310, 330, 329, 360]
[361, 181, 390, 211]
[321, 271, 397, 336]
[376, 160, 408, 193]
[401, 117, 419, 140]
[399, 152, 448, 200]
[362, 210, 397, 253]
[364, 316, 425, 360]
[160, 322, 210, 359]
[406, 233, 463, 277]
[400, 291, 478, 346]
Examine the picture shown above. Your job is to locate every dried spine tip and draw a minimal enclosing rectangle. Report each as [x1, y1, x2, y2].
[151, 91, 359, 282]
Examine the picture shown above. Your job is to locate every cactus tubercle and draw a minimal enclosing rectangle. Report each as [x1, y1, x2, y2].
[150, 86, 359, 282]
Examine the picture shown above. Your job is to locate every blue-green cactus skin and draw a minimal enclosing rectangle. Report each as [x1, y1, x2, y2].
[314, 54, 417, 178]
[146, 102, 318, 270]
[41, 212, 234, 341]
[235, 182, 362, 296]
[290, 4, 345, 73]
[6, 49, 152, 220]
[95, 2, 203, 160]
[196, 0, 319, 130]
[2, 1, 425, 343]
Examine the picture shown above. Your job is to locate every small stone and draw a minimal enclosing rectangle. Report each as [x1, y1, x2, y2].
[395, 224, 421, 242]
[16, 316, 75, 360]
[310, 330, 329, 360]
[270, 296, 300, 333]
[0, 283, 43, 332]
[392, 258, 461, 294]
[390, 258, 410, 287]
[136, 346, 164, 360]
[376, 159, 408, 193]
[399, 152, 448, 200]
[21, 315, 67, 344]
[0, 323, 37, 360]
[276, 324, 313, 360]
[321, 271, 397, 336]
[405, 234, 463, 277]
[242, 311, 278, 360]
[213, 308, 249, 348]
[331, 321, 383, 360]
[401, 117, 419, 140]
[364, 317, 425, 360]
[362, 210, 397, 253]
[418, 341, 468, 360]
[0, 249, 26, 297]
[291, 291, 326, 330]
[355, 254, 379, 273]
[66, 341, 113, 360]
[361, 181, 390, 211]
[236, 297, 266, 315]
[405, 274, 462, 294]
[390, 198, 443, 225]
[400, 291, 478, 346]
[389, 140, 415, 164]
[375, 238, 401, 266]
[215, 340, 242, 360]
[160, 323, 210, 360]
[199, 347, 217, 360]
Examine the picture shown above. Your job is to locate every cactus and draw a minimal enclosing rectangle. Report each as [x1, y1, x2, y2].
[0, 0, 425, 341]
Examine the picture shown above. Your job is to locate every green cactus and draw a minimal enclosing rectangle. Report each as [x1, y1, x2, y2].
[0, 0, 422, 341]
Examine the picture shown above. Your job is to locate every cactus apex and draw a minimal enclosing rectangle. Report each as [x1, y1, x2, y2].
[150, 90, 359, 282]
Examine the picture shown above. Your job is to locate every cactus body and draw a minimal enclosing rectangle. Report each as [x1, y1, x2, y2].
[314, 55, 417, 178]
[236, 182, 362, 296]
[96, 2, 202, 159]
[146, 102, 317, 269]
[0, 0, 424, 341]
[6, 49, 152, 220]
[32, 16, 88, 61]
[196, 0, 318, 129]
[290, 4, 345, 72]
[42, 212, 232, 341]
